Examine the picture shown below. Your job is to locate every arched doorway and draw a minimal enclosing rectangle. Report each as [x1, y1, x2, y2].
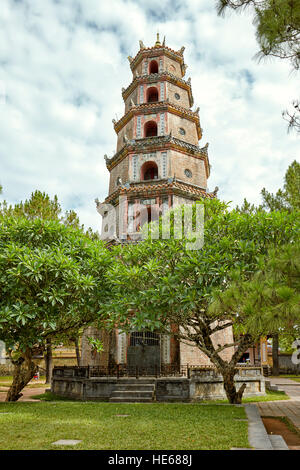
[146, 87, 158, 103]
[149, 60, 158, 74]
[141, 161, 158, 180]
[144, 121, 157, 137]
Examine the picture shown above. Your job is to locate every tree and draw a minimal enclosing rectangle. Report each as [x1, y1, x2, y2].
[283, 100, 300, 134]
[0, 190, 85, 230]
[261, 160, 300, 211]
[0, 217, 112, 401]
[216, 0, 300, 132]
[240, 159, 300, 373]
[101, 198, 299, 403]
[210, 241, 300, 349]
[0, 191, 100, 382]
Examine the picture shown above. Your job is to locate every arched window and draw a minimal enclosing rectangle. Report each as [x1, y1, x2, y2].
[144, 121, 157, 137]
[149, 60, 158, 74]
[141, 161, 158, 180]
[147, 87, 158, 103]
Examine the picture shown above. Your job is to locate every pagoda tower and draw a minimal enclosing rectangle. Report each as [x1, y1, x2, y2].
[98, 34, 216, 244]
[81, 36, 224, 371]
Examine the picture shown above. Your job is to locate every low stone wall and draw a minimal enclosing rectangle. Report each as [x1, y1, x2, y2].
[51, 366, 265, 401]
[190, 367, 265, 400]
[278, 354, 300, 374]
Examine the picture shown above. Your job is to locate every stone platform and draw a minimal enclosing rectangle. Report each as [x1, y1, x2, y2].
[51, 366, 265, 402]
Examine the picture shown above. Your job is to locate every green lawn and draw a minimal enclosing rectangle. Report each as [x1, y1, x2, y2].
[0, 401, 250, 450]
[0, 376, 47, 388]
[199, 389, 288, 404]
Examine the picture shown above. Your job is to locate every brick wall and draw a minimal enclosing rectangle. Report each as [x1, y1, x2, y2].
[168, 113, 198, 145]
[169, 150, 207, 188]
[167, 82, 190, 108]
[180, 325, 234, 366]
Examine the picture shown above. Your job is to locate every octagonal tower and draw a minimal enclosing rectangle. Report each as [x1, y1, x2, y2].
[99, 34, 216, 242]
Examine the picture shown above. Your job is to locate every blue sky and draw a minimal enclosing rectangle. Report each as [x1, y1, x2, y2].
[0, 0, 299, 232]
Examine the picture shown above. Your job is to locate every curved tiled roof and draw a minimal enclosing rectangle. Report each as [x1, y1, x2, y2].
[105, 178, 215, 205]
[105, 135, 209, 171]
[113, 101, 200, 137]
[129, 45, 184, 73]
[122, 71, 193, 103]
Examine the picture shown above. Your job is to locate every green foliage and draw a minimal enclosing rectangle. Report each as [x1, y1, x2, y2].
[217, 0, 300, 69]
[0, 190, 99, 239]
[261, 160, 300, 211]
[0, 217, 112, 357]
[210, 241, 300, 335]
[102, 198, 299, 373]
[87, 337, 104, 353]
[216, 0, 300, 132]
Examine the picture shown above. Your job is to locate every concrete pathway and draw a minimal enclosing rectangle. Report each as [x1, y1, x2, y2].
[0, 385, 47, 402]
[258, 377, 300, 430]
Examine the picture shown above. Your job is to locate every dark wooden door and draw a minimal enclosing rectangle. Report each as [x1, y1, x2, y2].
[127, 331, 160, 375]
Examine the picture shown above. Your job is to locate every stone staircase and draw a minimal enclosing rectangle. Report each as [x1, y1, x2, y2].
[109, 378, 156, 403]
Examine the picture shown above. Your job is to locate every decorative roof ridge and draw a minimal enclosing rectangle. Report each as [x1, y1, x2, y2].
[122, 71, 191, 99]
[104, 178, 215, 204]
[104, 135, 208, 167]
[129, 45, 184, 71]
[113, 100, 199, 132]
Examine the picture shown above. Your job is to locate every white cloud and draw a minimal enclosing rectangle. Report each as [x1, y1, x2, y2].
[0, 0, 298, 232]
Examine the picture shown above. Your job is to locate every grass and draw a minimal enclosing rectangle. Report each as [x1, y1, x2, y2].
[200, 389, 289, 404]
[0, 376, 47, 389]
[0, 401, 250, 450]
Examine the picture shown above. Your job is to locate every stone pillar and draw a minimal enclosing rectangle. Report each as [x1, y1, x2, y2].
[161, 334, 171, 364]
[0, 341, 6, 365]
[117, 330, 127, 364]
[80, 327, 110, 367]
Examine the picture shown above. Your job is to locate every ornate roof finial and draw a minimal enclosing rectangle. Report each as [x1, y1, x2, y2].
[213, 186, 219, 196]
[155, 32, 161, 48]
[139, 40, 145, 50]
[162, 36, 166, 46]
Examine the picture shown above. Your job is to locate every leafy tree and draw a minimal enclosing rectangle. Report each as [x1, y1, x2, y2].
[216, 0, 300, 132]
[0, 217, 112, 401]
[0, 191, 100, 382]
[238, 160, 300, 372]
[102, 198, 299, 403]
[261, 160, 300, 211]
[217, 0, 300, 68]
[210, 241, 300, 347]
[0, 190, 85, 230]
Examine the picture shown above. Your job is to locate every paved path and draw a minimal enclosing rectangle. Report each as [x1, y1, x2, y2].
[258, 377, 300, 430]
[0, 384, 47, 402]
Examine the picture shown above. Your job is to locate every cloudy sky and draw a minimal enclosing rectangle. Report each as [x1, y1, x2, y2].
[0, 0, 299, 232]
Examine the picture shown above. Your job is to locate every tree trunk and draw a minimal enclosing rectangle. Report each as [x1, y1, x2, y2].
[44, 340, 53, 384]
[74, 338, 81, 366]
[6, 350, 37, 402]
[222, 368, 247, 404]
[272, 333, 279, 376]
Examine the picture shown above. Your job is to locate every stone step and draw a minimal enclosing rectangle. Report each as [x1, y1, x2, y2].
[269, 435, 289, 450]
[113, 384, 155, 391]
[111, 390, 154, 398]
[109, 397, 153, 403]
[112, 378, 156, 384]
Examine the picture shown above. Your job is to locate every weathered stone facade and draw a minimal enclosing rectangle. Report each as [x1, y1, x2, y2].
[52, 366, 265, 401]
